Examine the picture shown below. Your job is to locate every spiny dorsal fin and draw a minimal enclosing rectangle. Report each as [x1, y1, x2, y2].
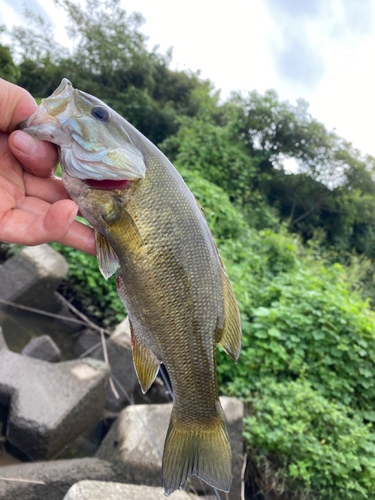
[195, 197, 206, 220]
[218, 269, 242, 362]
[129, 319, 161, 394]
[95, 231, 119, 280]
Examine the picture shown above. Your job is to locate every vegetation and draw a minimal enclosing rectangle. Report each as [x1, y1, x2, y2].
[2, 1, 375, 497]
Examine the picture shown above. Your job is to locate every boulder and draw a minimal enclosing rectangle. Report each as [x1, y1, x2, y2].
[22, 335, 61, 363]
[96, 403, 168, 487]
[0, 458, 117, 500]
[63, 480, 191, 500]
[0, 244, 68, 312]
[75, 324, 138, 412]
[110, 316, 132, 349]
[96, 396, 244, 498]
[0, 327, 108, 460]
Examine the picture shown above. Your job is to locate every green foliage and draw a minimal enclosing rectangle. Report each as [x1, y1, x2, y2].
[0, 44, 20, 83]
[245, 381, 375, 499]
[178, 166, 247, 240]
[160, 115, 278, 229]
[230, 89, 339, 183]
[219, 241, 375, 419]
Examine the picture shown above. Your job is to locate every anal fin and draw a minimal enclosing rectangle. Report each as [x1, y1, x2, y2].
[95, 231, 119, 280]
[218, 269, 242, 362]
[129, 319, 160, 394]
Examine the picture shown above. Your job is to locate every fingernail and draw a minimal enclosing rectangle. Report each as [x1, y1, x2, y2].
[12, 131, 40, 156]
[67, 206, 78, 226]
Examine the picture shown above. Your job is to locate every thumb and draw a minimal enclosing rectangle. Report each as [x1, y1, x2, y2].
[0, 78, 37, 133]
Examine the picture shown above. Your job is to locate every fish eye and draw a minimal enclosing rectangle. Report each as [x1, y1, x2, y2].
[91, 106, 110, 122]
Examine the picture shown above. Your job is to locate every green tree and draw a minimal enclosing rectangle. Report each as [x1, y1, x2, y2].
[7, 0, 216, 145]
[0, 43, 20, 83]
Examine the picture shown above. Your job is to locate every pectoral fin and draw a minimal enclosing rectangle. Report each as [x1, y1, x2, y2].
[116, 207, 145, 248]
[129, 319, 161, 393]
[218, 270, 242, 362]
[102, 202, 144, 250]
[95, 231, 119, 280]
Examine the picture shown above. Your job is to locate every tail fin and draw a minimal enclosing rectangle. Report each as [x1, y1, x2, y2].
[162, 402, 232, 496]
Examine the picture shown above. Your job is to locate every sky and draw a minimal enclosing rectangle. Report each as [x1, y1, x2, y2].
[1, 0, 375, 160]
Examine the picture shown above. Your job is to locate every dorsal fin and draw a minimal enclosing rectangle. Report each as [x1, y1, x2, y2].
[195, 197, 206, 220]
[218, 269, 242, 362]
[129, 319, 161, 394]
[95, 231, 119, 280]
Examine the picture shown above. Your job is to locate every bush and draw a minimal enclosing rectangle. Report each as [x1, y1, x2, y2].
[244, 380, 375, 499]
[178, 166, 247, 240]
[219, 245, 375, 420]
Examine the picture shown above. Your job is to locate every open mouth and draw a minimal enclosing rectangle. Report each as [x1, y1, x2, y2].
[85, 179, 131, 190]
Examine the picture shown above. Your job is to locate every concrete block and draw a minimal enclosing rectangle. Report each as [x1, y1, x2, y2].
[63, 480, 190, 500]
[0, 327, 108, 461]
[96, 396, 244, 497]
[110, 316, 131, 349]
[75, 325, 138, 412]
[96, 403, 169, 486]
[22, 335, 61, 363]
[0, 458, 117, 500]
[0, 244, 68, 312]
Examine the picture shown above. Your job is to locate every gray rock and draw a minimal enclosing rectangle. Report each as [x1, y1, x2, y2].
[22, 334, 62, 363]
[75, 321, 138, 412]
[96, 402, 167, 487]
[0, 458, 117, 500]
[63, 480, 191, 500]
[0, 327, 108, 460]
[110, 316, 131, 349]
[0, 244, 68, 313]
[96, 397, 244, 498]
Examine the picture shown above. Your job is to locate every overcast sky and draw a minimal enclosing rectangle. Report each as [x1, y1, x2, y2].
[1, 0, 375, 160]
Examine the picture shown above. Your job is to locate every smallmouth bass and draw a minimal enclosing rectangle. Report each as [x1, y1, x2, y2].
[20, 79, 242, 495]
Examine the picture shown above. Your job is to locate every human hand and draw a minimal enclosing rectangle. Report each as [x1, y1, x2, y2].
[0, 78, 96, 255]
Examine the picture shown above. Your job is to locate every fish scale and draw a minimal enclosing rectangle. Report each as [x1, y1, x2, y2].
[20, 78, 242, 496]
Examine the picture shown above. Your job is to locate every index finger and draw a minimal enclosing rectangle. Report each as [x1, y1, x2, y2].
[0, 78, 37, 132]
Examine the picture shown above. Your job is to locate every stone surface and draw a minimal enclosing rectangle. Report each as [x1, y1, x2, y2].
[0, 244, 68, 312]
[96, 396, 244, 498]
[63, 480, 191, 500]
[96, 403, 168, 487]
[110, 316, 132, 348]
[22, 334, 62, 363]
[0, 327, 108, 460]
[75, 324, 138, 412]
[0, 458, 117, 500]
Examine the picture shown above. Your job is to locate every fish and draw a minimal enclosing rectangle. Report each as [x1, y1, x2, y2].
[20, 79, 242, 495]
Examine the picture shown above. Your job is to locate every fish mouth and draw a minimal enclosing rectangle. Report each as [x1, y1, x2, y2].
[84, 179, 131, 190]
